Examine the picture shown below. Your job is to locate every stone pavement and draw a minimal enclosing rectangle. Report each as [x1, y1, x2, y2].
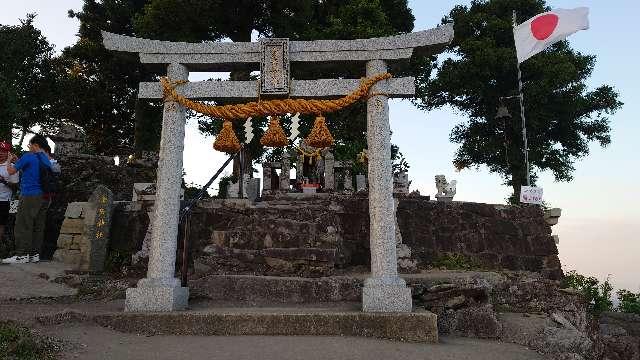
[0, 261, 77, 300]
[49, 325, 543, 360]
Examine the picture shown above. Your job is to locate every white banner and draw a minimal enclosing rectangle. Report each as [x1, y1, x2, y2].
[520, 186, 543, 204]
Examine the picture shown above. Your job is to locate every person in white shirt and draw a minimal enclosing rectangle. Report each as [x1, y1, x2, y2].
[0, 141, 19, 245]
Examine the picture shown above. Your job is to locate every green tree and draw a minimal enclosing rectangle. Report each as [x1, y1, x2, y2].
[55, 0, 159, 155]
[617, 289, 640, 315]
[562, 270, 614, 315]
[415, 0, 622, 201]
[0, 14, 57, 143]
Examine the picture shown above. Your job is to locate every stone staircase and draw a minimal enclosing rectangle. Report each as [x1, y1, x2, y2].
[190, 196, 371, 277]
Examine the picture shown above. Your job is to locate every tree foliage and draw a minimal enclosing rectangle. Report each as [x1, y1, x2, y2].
[416, 0, 622, 200]
[563, 271, 640, 316]
[617, 289, 640, 315]
[0, 14, 57, 142]
[54, 0, 160, 155]
[562, 270, 614, 315]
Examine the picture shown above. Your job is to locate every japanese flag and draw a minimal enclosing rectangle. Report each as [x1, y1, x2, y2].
[514, 7, 589, 63]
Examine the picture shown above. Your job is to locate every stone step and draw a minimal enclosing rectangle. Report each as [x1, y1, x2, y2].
[190, 274, 362, 304]
[188, 272, 503, 306]
[200, 246, 339, 277]
[37, 306, 438, 343]
[203, 246, 338, 263]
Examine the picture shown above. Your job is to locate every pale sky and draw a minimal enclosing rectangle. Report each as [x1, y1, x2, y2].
[2, 0, 638, 292]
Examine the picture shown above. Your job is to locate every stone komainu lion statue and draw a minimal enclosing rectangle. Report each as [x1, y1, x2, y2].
[435, 175, 456, 199]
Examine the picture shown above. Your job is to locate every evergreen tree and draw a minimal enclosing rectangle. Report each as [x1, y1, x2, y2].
[415, 0, 622, 201]
[0, 14, 57, 143]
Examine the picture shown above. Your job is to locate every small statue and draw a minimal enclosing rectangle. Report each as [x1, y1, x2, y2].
[435, 175, 456, 202]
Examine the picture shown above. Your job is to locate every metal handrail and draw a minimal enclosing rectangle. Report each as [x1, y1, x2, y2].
[180, 150, 239, 287]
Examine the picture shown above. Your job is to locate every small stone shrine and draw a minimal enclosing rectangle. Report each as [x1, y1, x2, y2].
[261, 141, 357, 195]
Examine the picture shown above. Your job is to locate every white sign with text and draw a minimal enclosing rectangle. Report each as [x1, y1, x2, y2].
[520, 186, 543, 204]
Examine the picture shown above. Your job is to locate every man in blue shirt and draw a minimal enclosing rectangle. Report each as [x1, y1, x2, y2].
[2, 135, 52, 264]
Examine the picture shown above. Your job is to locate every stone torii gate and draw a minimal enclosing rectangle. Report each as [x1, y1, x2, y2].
[102, 25, 453, 313]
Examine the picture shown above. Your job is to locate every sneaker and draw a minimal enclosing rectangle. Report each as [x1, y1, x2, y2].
[1, 255, 30, 264]
[30, 254, 40, 263]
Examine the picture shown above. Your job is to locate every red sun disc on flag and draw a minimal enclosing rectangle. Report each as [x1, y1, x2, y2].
[530, 13, 559, 40]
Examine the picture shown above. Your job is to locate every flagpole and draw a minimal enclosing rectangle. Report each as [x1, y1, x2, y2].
[513, 10, 531, 187]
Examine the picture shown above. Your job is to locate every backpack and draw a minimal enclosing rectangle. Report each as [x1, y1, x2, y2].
[35, 153, 59, 194]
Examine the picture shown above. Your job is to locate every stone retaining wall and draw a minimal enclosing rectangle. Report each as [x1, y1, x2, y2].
[106, 195, 561, 278]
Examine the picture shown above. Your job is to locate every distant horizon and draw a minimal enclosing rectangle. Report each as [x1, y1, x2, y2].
[2, 0, 637, 293]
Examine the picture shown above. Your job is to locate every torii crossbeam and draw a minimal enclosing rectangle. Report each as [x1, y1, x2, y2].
[102, 25, 454, 313]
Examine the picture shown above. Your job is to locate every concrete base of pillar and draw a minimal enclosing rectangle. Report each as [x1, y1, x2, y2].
[125, 279, 188, 312]
[362, 276, 412, 313]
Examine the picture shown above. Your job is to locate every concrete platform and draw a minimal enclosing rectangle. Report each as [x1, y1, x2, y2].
[38, 306, 438, 343]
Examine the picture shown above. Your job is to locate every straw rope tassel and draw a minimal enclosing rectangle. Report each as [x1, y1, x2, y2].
[306, 115, 334, 148]
[213, 120, 241, 153]
[260, 116, 289, 147]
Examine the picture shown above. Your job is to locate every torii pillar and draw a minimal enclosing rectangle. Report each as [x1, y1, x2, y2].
[362, 59, 411, 312]
[125, 63, 189, 311]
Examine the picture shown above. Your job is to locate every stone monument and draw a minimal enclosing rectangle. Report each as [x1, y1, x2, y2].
[393, 171, 410, 195]
[49, 124, 84, 156]
[102, 24, 453, 312]
[53, 185, 114, 272]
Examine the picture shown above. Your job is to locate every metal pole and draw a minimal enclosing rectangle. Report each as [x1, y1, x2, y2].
[179, 150, 237, 286]
[513, 10, 531, 187]
[238, 146, 244, 198]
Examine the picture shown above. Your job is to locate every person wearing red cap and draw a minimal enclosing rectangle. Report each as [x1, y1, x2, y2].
[0, 141, 19, 256]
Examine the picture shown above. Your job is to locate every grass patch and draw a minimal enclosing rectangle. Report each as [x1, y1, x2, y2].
[432, 253, 482, 270]
[0, 320, 62, 360]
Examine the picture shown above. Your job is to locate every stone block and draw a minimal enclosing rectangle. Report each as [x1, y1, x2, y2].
[64, 202, 87, 218]
[544, 208, 562, 226]
[356, 174, 367, 192]
[264, 257, 294, 272]
[246, 178, 261, 202]
[455, 305, 501, 338]
[57, 234, 73, 249]
[68, 236, 84, 250]
[132, 183, 156, 202]
[362, 278, 412, 313]
[59, 218, 85, 234]
[125, 285, 189, 312]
